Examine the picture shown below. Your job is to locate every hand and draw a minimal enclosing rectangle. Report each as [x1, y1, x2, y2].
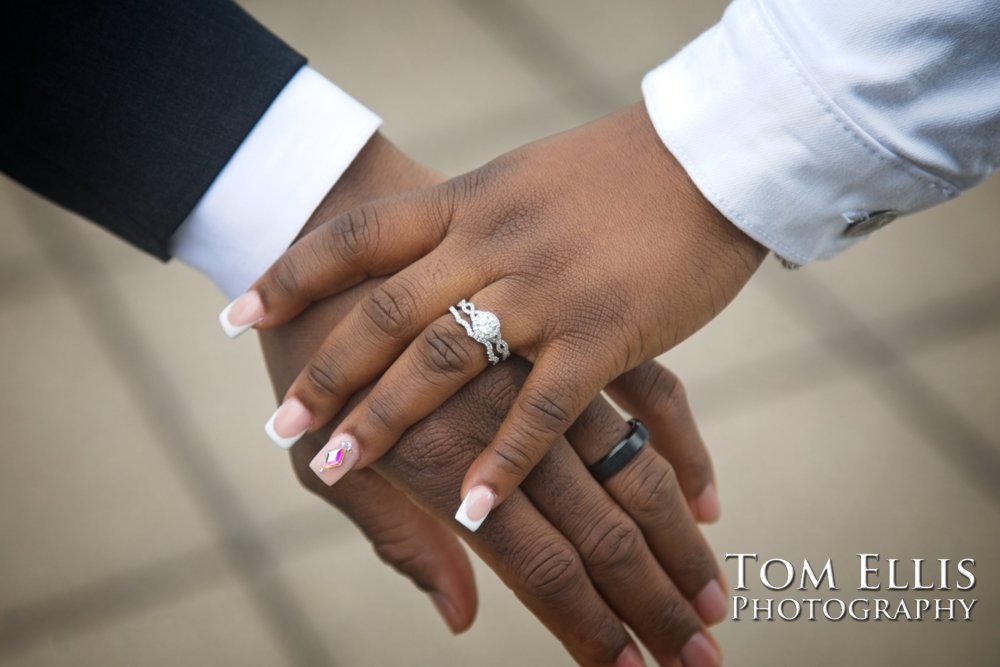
[258, 134, 480, 635]
[264, 293, 727, 667]
[234, 102, 764, 527]
[258, 136, 726, 666]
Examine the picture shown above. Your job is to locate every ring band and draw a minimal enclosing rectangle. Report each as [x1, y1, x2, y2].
[449, 299, 510, 365]
[588, 418, 649, 483]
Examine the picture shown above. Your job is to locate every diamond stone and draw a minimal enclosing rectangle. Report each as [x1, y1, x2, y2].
[320, 443, 350, 471]
[472, 311, 501, 338]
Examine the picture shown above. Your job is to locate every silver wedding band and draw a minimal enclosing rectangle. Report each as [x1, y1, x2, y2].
[449, 299, 510, 365]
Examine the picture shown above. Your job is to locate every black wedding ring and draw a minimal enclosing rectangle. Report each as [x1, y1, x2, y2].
[587, 418, 649, 483]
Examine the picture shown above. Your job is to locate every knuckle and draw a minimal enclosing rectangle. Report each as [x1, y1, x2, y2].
[267, 257, 302, 298]
[655, 368, 686, 415]
[383, 424, 473, 491]
[418, 322, 475, 378]
[630, 362, 682, 412]
[647, 595, 699, 650]
[370, 530, 434, 589]
[557, 611, 629, 665]
[578, 516, 645, 576]
[304, 348, 344, 400]
[430, 187, 456, 236]
[363, 391, 400, 436]
[615, 455, 719, 589]
[451, 164, 497, 202]
[569, 292, 625, 337]
[677, 545, 718, 594]
[617, 454, 682, 526]
[330, 207, 379, 260]
[574, 620, 629, 666]
[359, 280, 417, 339]
[518, 539, 583, 601]
[468, 361, 529, 419]
[519, 388, 573, 436]
[679, 456, 714, 491]
[449, 172, 479, 206]
[477, 374, 519, 416]
[490, 437, 537, 479]
[570, 404, 627, 454]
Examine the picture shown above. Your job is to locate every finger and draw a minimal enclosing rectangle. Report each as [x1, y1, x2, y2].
[300, 273, 549, 486]
[291, 441, 477, 634]
[471, 491, 642, 667]
[219, 188, 451, 337]
[264, 247, 486, 448]
[525, 435, 719, 664]
[459, 352, 604, 532]
[305, 313, 490, 487]
[605, 361, 720, 523]
[262, 275, 478, 634]
[373, 365, 643, 667]
[566, 400, 728, 628]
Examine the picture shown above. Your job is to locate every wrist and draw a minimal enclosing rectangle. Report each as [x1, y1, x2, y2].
[299, 134, 441, 240]
[629, 101, 767, 278]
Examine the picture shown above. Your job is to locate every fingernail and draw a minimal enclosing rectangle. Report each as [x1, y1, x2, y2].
[692, 484, 720, 523]
[219, 291, 264, 338]
[310, 435, 359, 486]
[264, 398, 311, 449]
[694, 579, 727, 625]
[454, 486, 496, 532]
[615, 644, 646, 667]
[430, 592, 462, 635]
[681, 633, 721, 667]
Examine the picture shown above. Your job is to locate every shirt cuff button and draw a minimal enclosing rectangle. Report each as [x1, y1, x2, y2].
[842, 209, 900, 238]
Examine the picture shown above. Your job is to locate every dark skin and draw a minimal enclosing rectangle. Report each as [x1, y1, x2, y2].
[259, 135, 726, 667]
[248, 102, 766, 526]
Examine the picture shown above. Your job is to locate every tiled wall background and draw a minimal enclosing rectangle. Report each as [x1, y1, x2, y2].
[1, 1, 997, 665]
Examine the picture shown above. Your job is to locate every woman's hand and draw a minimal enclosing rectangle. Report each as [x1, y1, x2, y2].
[257, 135, 726, 665]
[270, 324, 728, 666]
[236, 102, 761, 528]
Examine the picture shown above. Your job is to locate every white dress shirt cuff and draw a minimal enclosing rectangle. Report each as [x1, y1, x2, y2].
[170, 66, 382, 298]
[641, 0, 960, 265]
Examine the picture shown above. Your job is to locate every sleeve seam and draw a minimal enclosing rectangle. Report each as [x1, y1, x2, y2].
[644, 85, 815, 264]
[750, 0, 961, 197]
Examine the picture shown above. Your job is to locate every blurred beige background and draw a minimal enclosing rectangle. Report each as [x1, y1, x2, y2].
[1, 1, 997, 665]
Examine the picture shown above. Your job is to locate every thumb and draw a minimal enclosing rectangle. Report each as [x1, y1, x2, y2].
[300, 464, 477, 634]
[221, 188, 451, 338]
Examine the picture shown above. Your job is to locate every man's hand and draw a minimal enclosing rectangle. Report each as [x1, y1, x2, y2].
[258, 135, 726, 666]
[239, 102, 765, 530]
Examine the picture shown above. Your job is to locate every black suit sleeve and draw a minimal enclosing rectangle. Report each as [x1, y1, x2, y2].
[1, 0, 306, 259]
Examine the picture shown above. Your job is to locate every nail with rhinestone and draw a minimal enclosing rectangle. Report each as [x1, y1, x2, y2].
[310, 435, 359, 486]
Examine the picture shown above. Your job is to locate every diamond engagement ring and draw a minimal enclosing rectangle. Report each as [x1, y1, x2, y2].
[449, 299, 510, 365]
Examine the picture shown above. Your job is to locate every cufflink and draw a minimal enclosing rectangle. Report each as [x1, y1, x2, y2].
[842, 209, 900, 238]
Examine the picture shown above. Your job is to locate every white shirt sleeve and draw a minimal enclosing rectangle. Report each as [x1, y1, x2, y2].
[170, 66, 382, 299]
[643, 0, 1000, 265]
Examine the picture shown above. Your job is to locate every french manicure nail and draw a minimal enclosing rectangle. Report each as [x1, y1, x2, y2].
[615, 644, 646, 667]
[693, 484, 720, 523]
[219, 291, 264, 338]
[454, 486, 496, 532]
[694, 579, 728, 625]
[681, 633, 721, 667]
[264, 398, 311, 449]
[310, 435, 359, 486]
